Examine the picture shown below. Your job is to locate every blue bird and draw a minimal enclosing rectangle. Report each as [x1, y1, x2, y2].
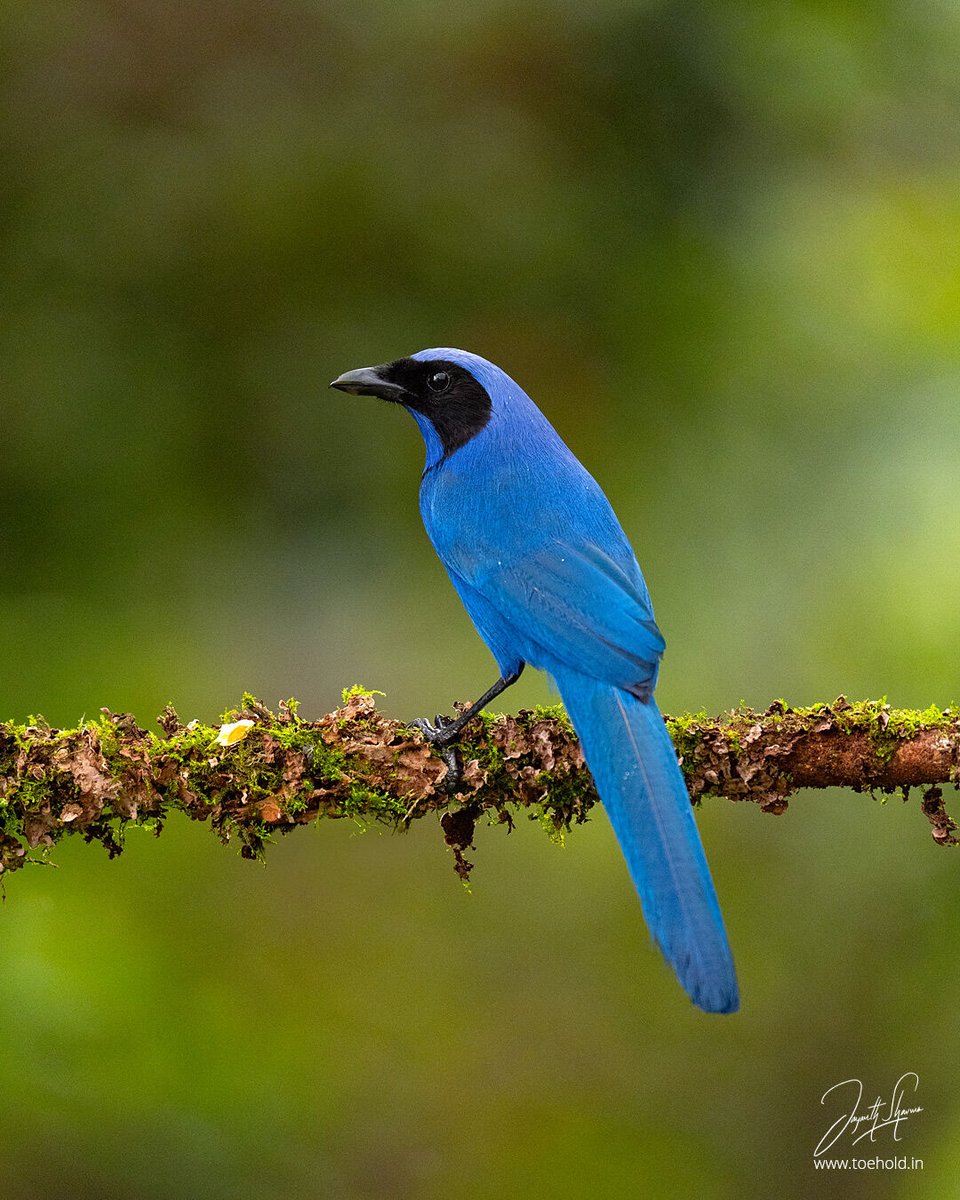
[331, 349, 739, 1013]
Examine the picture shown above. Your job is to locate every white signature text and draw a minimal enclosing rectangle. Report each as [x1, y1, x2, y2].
[814, 1074, 923, 1157]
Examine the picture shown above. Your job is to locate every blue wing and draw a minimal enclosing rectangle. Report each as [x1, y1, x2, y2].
[449, 536, 665, 696]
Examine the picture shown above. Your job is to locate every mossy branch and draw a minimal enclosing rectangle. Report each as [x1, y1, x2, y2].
[1, 691, 958, 882]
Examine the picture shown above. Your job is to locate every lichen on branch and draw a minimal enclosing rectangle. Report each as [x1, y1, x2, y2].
[0, 690, 957, 882]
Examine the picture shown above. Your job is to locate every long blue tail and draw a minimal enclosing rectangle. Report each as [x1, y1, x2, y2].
[553, 668, 739, 1014]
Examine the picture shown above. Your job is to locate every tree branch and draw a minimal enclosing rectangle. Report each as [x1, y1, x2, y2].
[1, 691, 957, 881]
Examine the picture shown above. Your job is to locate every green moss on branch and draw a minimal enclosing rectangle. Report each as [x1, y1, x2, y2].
[0, 691, 957, 882]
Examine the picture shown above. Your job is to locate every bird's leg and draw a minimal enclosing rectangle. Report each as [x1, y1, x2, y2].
[411, 668, 524, 746]
[410, 668, 524, 788]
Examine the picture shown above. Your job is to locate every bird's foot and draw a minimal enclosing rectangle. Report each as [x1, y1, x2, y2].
[408, 715, 462, 790]
[408, 713, 461, 745]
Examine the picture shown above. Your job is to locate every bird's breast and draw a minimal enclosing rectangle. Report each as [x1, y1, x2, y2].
[418, 457, 533, 571]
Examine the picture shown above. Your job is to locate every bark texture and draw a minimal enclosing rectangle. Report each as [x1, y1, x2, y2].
[0, 692, 957, 880]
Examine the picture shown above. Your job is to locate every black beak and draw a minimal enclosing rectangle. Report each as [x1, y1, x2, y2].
[329, 365, 406, 402]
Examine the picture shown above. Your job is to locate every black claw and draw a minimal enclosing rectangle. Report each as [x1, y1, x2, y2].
[408, 715, 462, 790]
[408, 714, 458, 746]
[408, 716, 440, 742]
[407, 672, 524, 795]
[437, 744, 460, 790]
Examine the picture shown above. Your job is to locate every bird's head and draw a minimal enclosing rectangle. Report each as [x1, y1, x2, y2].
[330, 348, 503, 463]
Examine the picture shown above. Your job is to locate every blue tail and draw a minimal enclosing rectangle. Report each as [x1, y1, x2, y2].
[553, 668, 739, 1014]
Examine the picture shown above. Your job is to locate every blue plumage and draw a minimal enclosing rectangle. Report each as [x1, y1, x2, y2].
[331, 347, 739, 1013]
[555, 675, 737, 1013]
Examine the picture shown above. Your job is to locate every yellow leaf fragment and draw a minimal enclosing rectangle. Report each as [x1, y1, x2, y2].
[214, 719, 255, 747]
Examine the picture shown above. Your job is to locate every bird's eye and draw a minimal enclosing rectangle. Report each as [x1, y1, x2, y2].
[427, 371, 450, 394]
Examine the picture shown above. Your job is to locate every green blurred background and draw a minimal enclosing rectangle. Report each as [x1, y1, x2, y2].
[3, 1, 959, 1196]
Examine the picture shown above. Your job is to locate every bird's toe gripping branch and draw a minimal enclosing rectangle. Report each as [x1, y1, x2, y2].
[407, 715, 462, 789]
